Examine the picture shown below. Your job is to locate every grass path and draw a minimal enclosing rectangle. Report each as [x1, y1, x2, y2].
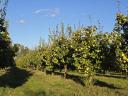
[0, 68, 128, 96]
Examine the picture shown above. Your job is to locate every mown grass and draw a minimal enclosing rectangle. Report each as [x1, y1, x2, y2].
[0, 68, 128, 96]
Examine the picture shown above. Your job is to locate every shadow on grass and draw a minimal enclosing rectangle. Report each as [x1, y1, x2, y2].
[94, 80, 121, 89]
[46, 71, 85, 86]
[66, 74, 85, 86]
[0, 67, 33, 88]
[46, 71, 123, 89]
[96, 73, 127, 79]
[24, 90, 46, 96]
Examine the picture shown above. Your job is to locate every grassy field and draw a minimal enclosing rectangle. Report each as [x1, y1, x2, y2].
[0, 67, 128, 96]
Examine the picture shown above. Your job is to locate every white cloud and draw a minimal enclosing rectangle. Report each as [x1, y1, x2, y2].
[19, 19, 26, 24]
[34, 9, 44, 14]
[34, 8, 59, 17]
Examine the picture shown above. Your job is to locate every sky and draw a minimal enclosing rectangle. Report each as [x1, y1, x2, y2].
[5, 0, 128, 48]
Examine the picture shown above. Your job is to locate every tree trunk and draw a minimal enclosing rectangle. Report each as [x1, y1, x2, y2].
[64, 64, 67, 79]
[41, 65, 45, 72]
[43, 68, 46, 75]
[52, 67, 55, 75]
[59, 63, 62, 72]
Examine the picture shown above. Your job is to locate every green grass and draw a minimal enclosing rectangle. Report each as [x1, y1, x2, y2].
[0, 68, 128, 96]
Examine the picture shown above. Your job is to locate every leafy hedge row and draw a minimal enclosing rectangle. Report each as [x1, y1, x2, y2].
[16, 13, 128, 80]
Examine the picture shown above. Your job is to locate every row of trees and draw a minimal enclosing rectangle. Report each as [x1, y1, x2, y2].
[15, 13, 128, 80]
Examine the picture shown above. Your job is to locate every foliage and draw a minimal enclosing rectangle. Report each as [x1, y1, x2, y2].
[15, 13, 128, 83]
[115, 13, 128, 74]
[0, 18, 16, 68]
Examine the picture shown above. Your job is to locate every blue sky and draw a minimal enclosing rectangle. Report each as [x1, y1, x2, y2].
[6, 0, 128, 48]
